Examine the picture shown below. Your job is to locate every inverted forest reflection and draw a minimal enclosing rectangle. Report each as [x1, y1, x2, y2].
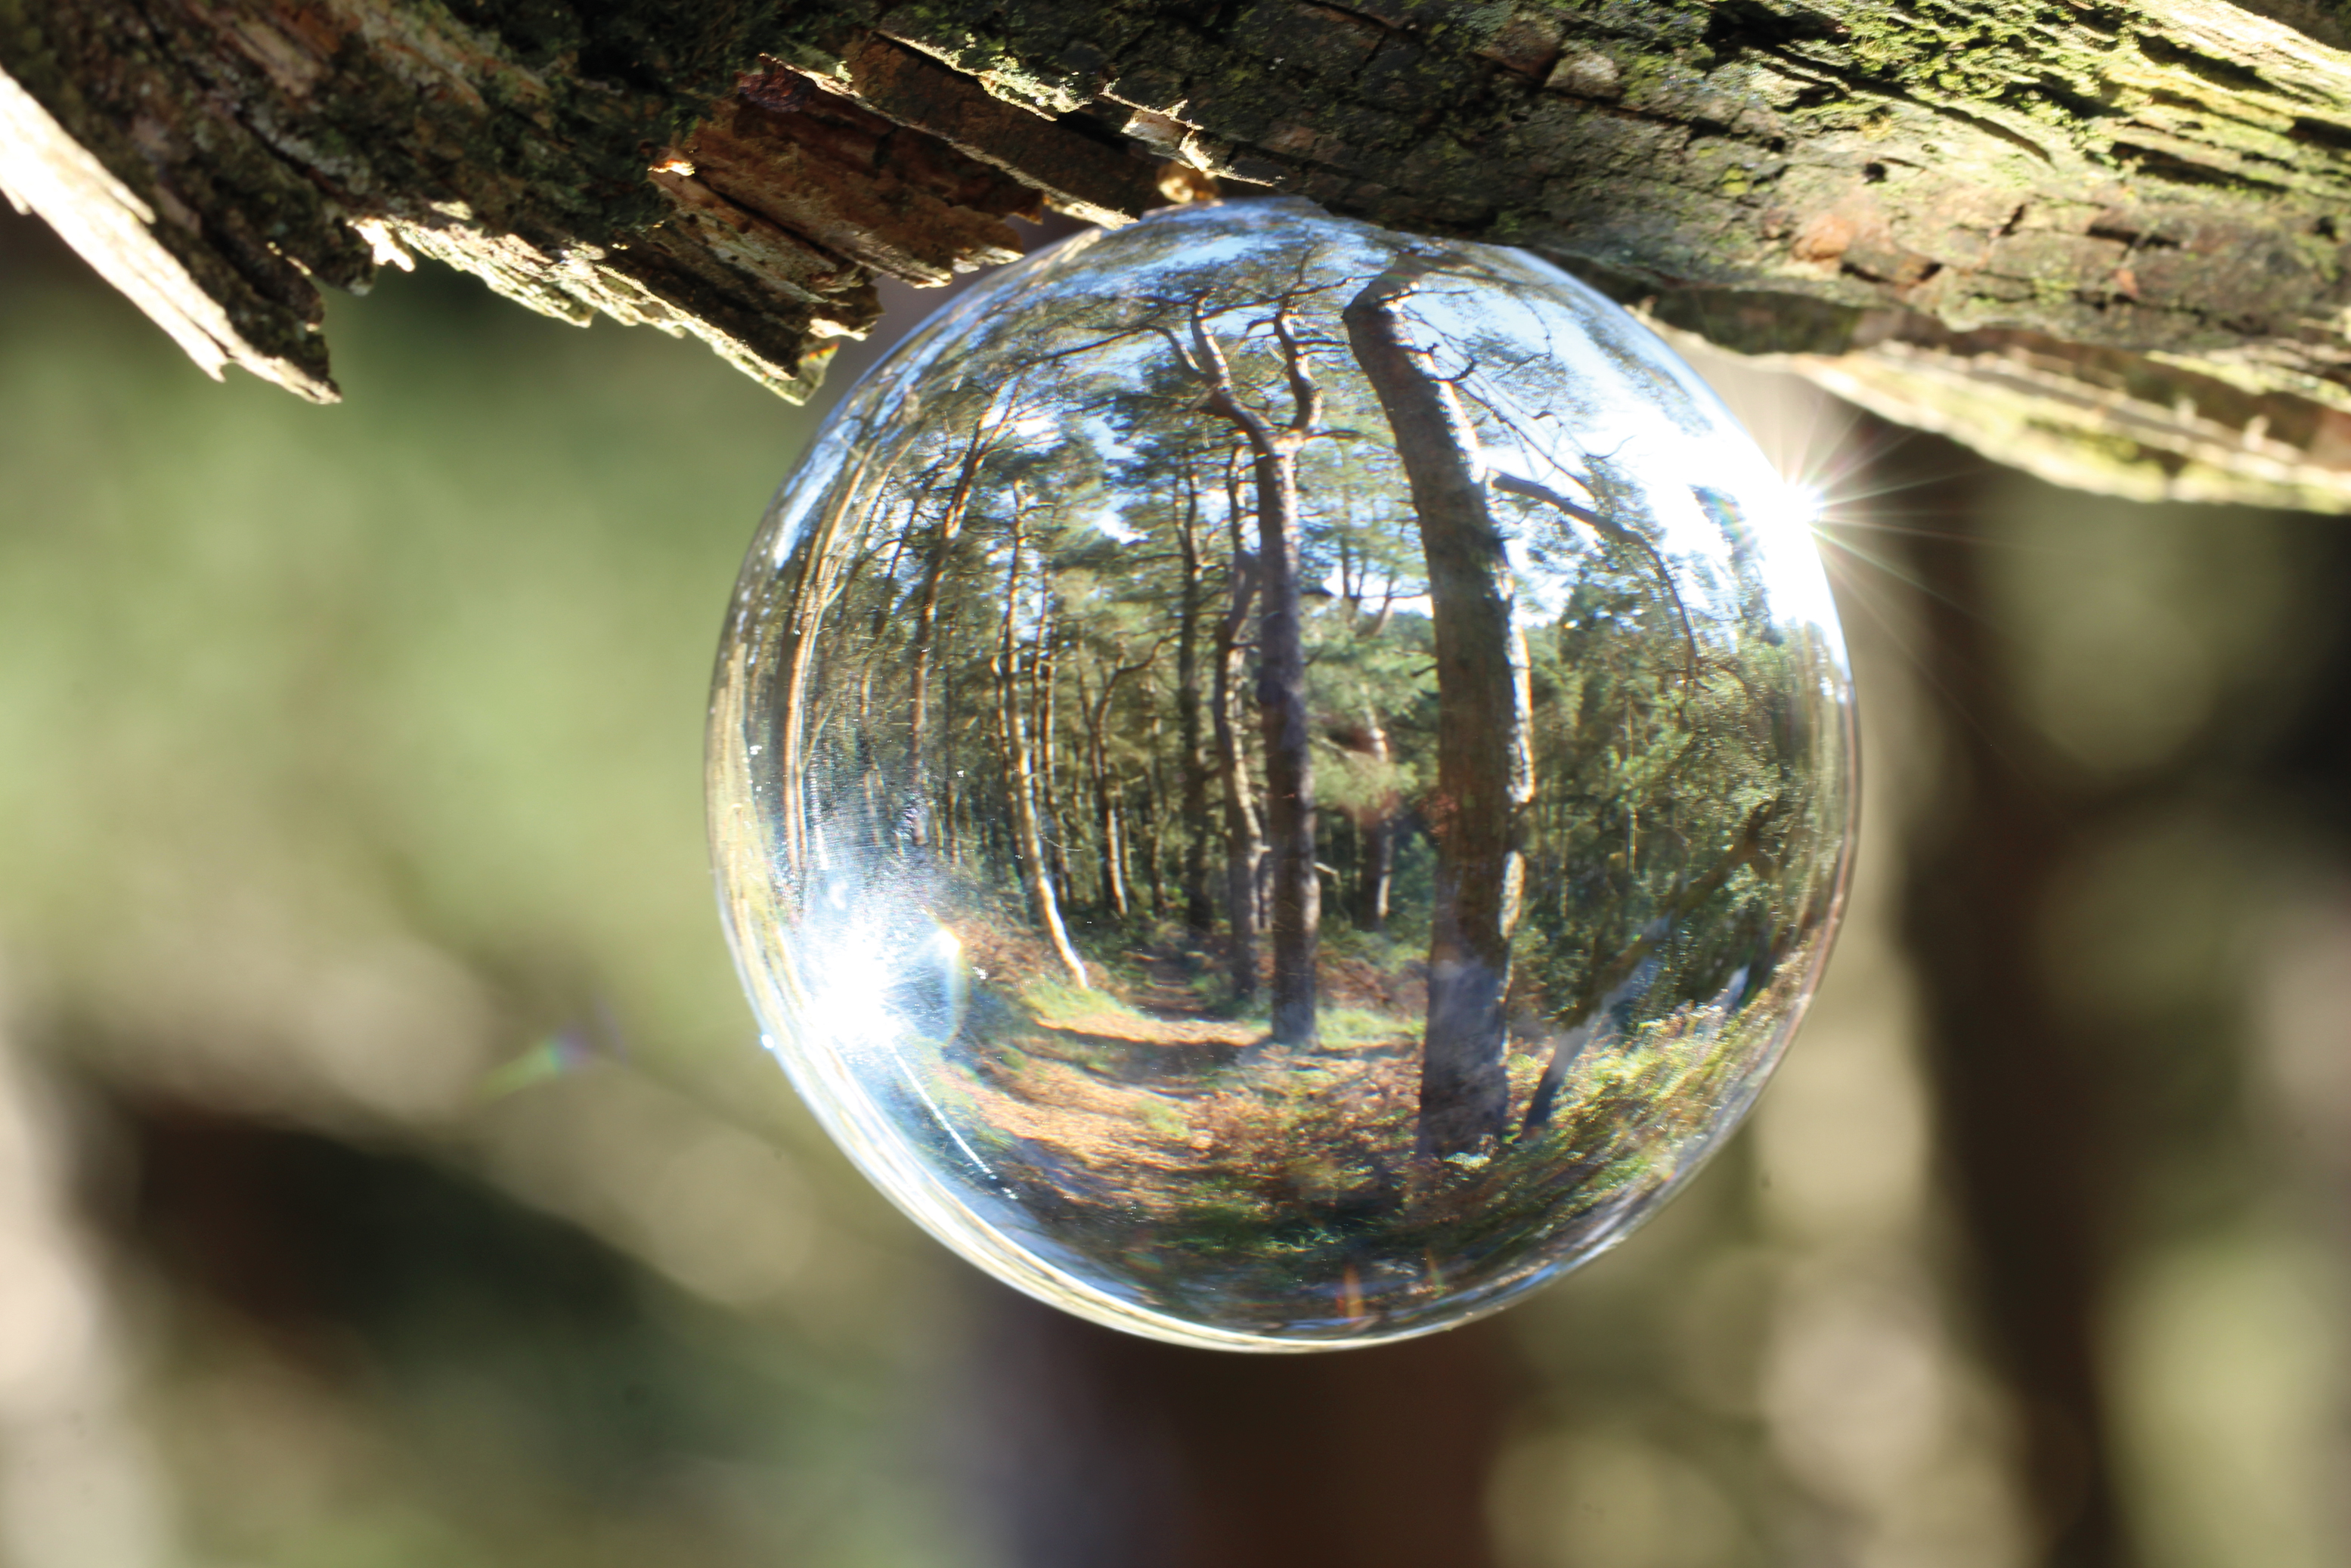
[713, 201, 1854, 1345]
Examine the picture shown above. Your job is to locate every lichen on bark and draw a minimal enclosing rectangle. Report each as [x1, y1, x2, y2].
[11, 0, 2351, 504]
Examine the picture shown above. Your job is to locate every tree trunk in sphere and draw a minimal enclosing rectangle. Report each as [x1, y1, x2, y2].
[1353, 702, 1397, 935]
[998, 507, 1090, 991]
[1187, 295, 1327, 1046]
[1344, 257, 1532, 1159]
[1176, 485, 1216, 937]
[1245, 439, 1322, 1046]
[1213, 517, 1264, 1008]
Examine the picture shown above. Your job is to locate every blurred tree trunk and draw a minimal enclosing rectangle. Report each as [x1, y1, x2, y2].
[959, 1283, 1513, 1568]
[1244, 427, 1323, 1047]
[1885, 426, 2138, 1568]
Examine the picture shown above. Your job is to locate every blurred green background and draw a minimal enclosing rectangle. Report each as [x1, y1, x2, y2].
[2, 203, 2347, 1568]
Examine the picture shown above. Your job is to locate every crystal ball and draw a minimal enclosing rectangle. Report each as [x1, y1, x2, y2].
[708, 197, 1854, 1350]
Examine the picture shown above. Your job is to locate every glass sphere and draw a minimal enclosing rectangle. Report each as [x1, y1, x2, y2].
[709, 197, 1854, 1350]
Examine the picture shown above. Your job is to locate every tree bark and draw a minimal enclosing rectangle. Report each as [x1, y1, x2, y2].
[1345, 258, 1532, 1158]
[1084, 649, 1160, 919]
[1138, 724, 1168, 919]
[1213, 510, 1265, 1009]
[1355, 702, 1395, 934]
[1092, 742, 1130, 919]
[17, 0, 2351, 506]
[1242, 418, 1321, 1047]
[997, 503, 1090, 990]
[1182, 298, 1325, 1044]
[1034, 604, 1076, 901]
[1175, 477, 1216, 937]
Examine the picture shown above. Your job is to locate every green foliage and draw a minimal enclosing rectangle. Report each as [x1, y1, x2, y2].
[729, 203, 1851, 1340]
[0, 253, 965, 1566]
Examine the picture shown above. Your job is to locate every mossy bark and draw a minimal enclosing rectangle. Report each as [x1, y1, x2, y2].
[11, 0, 2351, 502]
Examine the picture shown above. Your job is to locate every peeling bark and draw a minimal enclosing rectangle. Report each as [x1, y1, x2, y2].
[14, 0, 2351, 502]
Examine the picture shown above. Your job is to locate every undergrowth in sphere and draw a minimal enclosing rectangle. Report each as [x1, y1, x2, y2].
[708, 197, 1855, 1350]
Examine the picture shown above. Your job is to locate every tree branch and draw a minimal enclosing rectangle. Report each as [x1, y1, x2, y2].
[12, 0, 2351, 503]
